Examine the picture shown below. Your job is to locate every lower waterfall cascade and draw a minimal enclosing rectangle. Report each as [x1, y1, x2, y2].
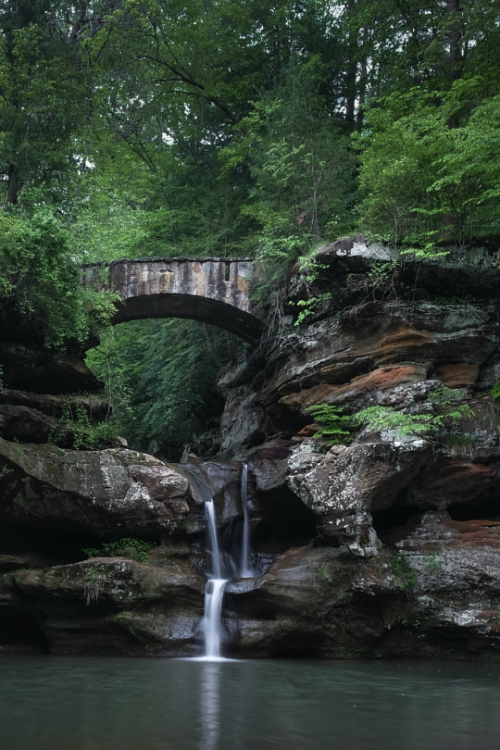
[200, 464, 256, 660]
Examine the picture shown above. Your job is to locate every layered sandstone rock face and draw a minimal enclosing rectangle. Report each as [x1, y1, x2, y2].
[2, 245, 500, 660]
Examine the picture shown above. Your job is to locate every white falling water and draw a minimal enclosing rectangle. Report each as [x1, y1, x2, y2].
[197, 464, 254, 660]
[201, 577, 227, 660]
[200, 499, 228, 661]
[205, 498, 222, 580]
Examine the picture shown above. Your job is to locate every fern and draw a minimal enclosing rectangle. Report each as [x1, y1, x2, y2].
[352, 406, 434, 436]
[305, 404, 352, 444]
[353, 397, 474, 438]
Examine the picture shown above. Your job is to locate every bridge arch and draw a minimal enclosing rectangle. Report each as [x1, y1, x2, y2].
[83, 257, 263, 344]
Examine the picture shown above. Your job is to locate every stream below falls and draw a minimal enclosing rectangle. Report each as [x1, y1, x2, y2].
[1, 656, 500, 750]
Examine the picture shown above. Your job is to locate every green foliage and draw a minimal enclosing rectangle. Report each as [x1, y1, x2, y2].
[318, 562, 333, 584]
[433, 295, 474, 306]
[49, 401, 119, 451]
[0, 211, 117, 347]
[305, 404, 352, 445]
[0, 8, 85, 206]
[352, 406, 434, 437]
[445, 434, 475, 447]
[86, 319, 246, 459]
[389, 550, 417, 593]
[357, 78, 500, 246]
[491, 382, 500, 400]
[427, 554, 442, 575]
[427, 385, 467, 404]
[354, 388, 474, 438]
[294, 294, 331, 326]
[221, 58, 356, 271]
[83, 538, 157, 564]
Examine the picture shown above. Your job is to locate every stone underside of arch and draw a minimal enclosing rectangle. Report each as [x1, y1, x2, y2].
[112, 293, 263, 343]
[83, 258, 264, 344]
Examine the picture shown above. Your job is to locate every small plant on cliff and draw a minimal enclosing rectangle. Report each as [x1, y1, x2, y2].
[366, 258, 400, 299]
[490, 381, 500, 400]
[294, 293, 332, 326]
[427, 554, 442, 574]
[49, 401, 120, 451]
[352, 406, 435, 437]
[305, 404, 352, 444]
[427, 385, 468, 405]
[389, 550, 417, 593]
[83, 538, 157, 563]
[353, 391, 474, 439]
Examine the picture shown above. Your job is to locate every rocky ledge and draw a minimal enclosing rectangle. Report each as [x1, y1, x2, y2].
[2, 243, 500, 660]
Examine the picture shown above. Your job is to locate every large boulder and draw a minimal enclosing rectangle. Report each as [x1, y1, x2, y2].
[0, 439, 191, 540]
[11, 556, 205, 656]
[286, 435, 431, 547]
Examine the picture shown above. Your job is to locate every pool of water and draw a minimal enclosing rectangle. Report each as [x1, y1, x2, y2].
[1, 655, 500, 750]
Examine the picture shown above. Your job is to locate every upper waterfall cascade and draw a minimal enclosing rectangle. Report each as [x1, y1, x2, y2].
[197, 464, 257, 660]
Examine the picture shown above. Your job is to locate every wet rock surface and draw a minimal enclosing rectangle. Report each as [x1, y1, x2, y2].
[3, 247, 500, 659]
[0, 440, 191, 540]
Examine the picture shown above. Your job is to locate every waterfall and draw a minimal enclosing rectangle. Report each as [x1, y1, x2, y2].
[200, 499, 228, 661]
[205, 498, 222, 580]
[189, 463, 255, 660]
[201, 577, 227, 660]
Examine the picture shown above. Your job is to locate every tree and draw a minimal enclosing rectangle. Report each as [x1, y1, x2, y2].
[355, 0, 500, 245]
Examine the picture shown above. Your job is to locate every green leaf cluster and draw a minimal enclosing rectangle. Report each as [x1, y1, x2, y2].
[307, 386, 474, 446]
[86, 318, 246, 459]
[0, 210, 117, 347]
[83, 538, 157, 564]
[305, 405, 353, 444]
[389, 550, 417, 593]
[49, 401, 120, 451]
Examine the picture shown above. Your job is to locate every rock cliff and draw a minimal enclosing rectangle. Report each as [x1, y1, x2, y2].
[2, 241, 500, 660]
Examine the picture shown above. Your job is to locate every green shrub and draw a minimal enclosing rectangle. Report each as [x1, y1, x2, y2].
[49, 401, 120, 450]
[0, 211, 117, 348]
[389, 550, 417, 592]
[83, 538, 157, 563]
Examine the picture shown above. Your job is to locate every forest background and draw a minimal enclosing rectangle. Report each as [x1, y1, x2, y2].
[0, 0, 499, 459]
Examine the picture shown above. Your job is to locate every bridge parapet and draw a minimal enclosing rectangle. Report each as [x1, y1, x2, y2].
[83, 257, 263, 343]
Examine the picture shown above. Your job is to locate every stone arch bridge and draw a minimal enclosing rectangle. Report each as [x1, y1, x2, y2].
[83, 257, 264, 344]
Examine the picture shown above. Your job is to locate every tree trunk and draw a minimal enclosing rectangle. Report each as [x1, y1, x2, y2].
[357, 27, 368, 127]
[345, 0, 357, 126]
[6, 165, 18, 206]
[446, 0, 462, 82]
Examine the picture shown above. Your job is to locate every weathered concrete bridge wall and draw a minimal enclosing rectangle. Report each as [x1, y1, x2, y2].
[83, 257, 263, 343]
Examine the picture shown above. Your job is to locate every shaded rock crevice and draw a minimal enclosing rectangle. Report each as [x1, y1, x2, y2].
[3, 246, 500, 659]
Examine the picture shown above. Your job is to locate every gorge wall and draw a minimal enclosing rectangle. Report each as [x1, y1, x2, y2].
[2, 239, 500, 660]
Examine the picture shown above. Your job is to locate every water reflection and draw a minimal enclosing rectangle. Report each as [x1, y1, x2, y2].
[1, 656, 500, 750]
[199, 662, 221, 750]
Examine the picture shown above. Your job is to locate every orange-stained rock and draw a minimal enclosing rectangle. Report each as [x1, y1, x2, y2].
[354, 321, 436, 366]
[280, 363, 429, 411]
[296, 423, 320, 437]
[404, 458, 500, 512]
[436, 363, 479, 388]
[385, 510, 500, 550]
